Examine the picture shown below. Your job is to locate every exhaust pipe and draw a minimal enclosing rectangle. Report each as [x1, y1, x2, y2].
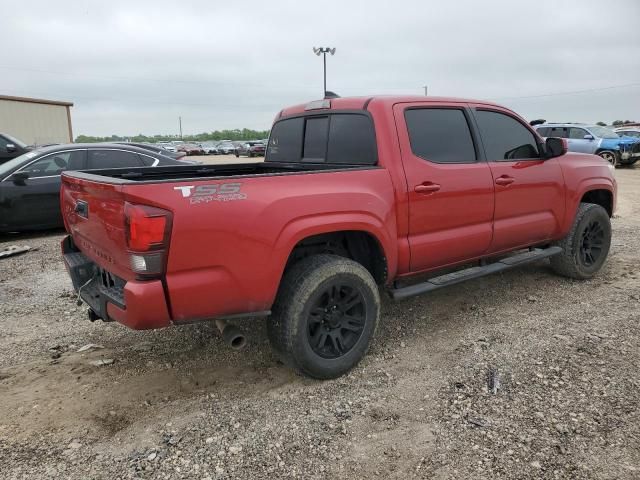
[215, 319, 247, 351]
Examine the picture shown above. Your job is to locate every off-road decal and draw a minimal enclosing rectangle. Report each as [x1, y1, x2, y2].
[174, 183, 247, 204]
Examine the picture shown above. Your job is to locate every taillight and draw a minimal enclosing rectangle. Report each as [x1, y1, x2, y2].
[124, 202, 172, 277]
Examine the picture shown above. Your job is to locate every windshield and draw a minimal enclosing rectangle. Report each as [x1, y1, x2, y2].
[589, 126, 619, 139]
[2, 133, 28, 148]
[0, 151, 38, 178]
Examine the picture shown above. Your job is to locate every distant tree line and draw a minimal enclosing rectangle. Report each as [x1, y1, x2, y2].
[75, 128, 270, 144]
[596, 120, 637, 127]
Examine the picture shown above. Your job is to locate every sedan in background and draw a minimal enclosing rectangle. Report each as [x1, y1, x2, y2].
[176, 143, 205, 156]
[0, 133, 32, 165]
[235, 141, 266, 158]
[201, 142, 220, 155]
[0, 143, 189, 233]
[216, 141, 237, 155]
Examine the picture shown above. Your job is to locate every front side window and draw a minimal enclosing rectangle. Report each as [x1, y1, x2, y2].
[404, 108, 476, 163]
[266, 114, 376, 165]
[20, 150, 86, 178]
[475, 110, 539, 161]
[87, 150, 142, 169]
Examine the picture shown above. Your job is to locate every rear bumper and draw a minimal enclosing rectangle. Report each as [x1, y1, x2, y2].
[61, 235, 171, 330]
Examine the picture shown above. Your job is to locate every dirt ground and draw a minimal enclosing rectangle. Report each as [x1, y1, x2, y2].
[1, 167, 638, 479]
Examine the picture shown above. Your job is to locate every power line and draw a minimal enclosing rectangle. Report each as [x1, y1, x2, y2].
[492, 82, 640, 101]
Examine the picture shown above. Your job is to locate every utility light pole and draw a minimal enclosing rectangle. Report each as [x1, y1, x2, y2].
[423, 85, 428, 96]
[312, 47, 336, 97]
[179, 116, 183, 140]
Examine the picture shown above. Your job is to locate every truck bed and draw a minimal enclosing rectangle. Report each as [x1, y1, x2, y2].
[64, 161, 377, 184]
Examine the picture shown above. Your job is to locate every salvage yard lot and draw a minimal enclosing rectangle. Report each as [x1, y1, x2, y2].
[0, 168, 639, 479]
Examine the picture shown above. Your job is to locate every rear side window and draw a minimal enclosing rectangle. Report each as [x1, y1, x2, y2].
[266, 114, 376, 165]
[328, 115, 377, 164]
[404, 108, 476, 163]
[87, 150, 143, 169]
[475, 110, 540, 161]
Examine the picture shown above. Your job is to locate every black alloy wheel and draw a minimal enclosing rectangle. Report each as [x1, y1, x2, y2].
[579, 219, 605, 267]
[307, 282, 366, 359]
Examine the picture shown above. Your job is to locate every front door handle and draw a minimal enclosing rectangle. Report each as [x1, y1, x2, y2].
[495, 175, 515, 186]
[414, 182, 441, 194]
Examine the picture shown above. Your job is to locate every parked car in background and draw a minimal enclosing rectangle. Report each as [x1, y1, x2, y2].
[217, 141, 237, 155]
[0, 133, 32, 165]
[235, 141, 266, 157]
[0, 143, 191, 233]
[535, 123, 640, 166]
[615, 126, 640, 139]
[116, 142, 190, 161]
[158, 142, 177, 152]
[176, 143, 205, 156]
[201, 142, 220, 155]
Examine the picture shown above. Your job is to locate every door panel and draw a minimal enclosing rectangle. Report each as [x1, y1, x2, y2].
[471, 107, 565, 252]
[394, 103, 495, 272]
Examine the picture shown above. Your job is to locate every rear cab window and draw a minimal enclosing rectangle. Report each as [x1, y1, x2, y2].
[266, 113, 377, 165]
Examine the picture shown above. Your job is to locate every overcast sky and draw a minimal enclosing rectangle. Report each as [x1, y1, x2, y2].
[3, 0, 639, 137]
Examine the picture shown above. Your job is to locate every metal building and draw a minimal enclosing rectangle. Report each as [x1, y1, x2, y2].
[0, 95, 74, 146]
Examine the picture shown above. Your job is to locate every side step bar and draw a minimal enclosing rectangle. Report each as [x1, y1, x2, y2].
[390, 246, 562, 301]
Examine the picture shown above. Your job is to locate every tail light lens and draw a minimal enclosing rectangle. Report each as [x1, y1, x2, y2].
[124, 203, 172, 277]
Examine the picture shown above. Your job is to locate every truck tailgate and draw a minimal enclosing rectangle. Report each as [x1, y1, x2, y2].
[61, 174, 133, 281]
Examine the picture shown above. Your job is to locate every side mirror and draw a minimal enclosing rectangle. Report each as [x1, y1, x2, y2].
[584, 134, 594, 140]
[10, 171, 29, 185]
[545, 137, 567, 159]
[6, 143, 16, 153]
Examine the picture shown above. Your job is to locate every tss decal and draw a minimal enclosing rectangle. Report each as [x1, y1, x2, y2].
[174, 183, 247, 204]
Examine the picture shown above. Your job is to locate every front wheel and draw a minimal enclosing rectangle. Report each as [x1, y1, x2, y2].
[550, 203, 611, 280]
[267, 255, 380, 379]
[598, 150, 618, 167]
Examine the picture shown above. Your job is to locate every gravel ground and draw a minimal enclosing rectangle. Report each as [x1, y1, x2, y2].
[0, 168, 638, 479]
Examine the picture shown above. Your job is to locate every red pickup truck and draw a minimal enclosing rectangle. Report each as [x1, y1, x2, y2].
[60, 95, 616, 379]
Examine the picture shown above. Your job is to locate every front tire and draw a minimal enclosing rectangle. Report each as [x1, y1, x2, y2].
[598, 150, 618, 167]
[550, 203, 611, 280]
[267, 255, 380, 379]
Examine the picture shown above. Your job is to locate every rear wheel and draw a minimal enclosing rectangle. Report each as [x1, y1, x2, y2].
[598, 150, 618, 167]
[267, 254, 380, 379]
[550, 203, 611, 279]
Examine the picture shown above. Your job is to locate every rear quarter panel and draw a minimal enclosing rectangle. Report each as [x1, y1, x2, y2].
[125, 168, 398, 322]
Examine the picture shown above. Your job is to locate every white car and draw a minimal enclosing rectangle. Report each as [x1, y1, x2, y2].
[615, 127, 640, 139]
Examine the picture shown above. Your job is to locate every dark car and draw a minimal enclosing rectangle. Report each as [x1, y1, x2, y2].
[0, 143, 189, 233]
[115, 142, 191, 161]
[0, 133, 32, 165]
[235, 141, 266, 158]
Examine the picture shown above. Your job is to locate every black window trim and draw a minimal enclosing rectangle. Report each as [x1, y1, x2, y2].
[267, 110, 379, 165]
[403, 105, 482, 164]
[470, 107, 544, 162]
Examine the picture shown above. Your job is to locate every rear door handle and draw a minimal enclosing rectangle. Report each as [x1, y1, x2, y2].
[414, 182, 441, 194]
[495, 175, 515, 186]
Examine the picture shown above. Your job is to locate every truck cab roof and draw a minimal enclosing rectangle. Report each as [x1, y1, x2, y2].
[279, 95, 509, 118]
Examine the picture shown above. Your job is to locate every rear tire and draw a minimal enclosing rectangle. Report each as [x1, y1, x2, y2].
[267, 254, 380, 379]
[597, 150, 618, 167]
[550, 203, 611, 280]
